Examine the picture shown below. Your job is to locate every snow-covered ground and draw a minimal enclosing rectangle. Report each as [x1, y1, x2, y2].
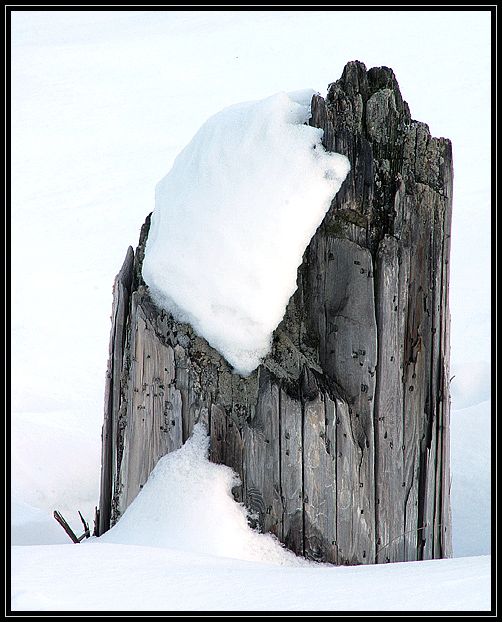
[12, 546, 491, 612]
[450, 400, 491, 558]
[11, 426, 491, 612]
[10, 9, 491, 612]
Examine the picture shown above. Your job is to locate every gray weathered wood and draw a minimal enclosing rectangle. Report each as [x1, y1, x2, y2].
[98, 246, 134, 535]
[374, 234, 405, 562]
[117, 299, 183, 514]
[97, 61, 453, 564]
[303, 393, 336, 563]
[280, 388, 303, 555]
[243, 371, 282, 538]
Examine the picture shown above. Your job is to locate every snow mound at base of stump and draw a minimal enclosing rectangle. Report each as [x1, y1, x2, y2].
[101, 423, 310, 566]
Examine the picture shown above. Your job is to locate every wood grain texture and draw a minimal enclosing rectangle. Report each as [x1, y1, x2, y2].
[303, 393, 336, 563]
[98, 246, 133, 535]
[97, 61, 453, 563]
[280, 389, 303, 555]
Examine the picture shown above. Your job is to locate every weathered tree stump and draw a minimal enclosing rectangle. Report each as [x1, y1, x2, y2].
[97, 61, 453, 565]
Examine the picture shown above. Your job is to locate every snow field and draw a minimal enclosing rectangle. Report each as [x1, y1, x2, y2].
[11, 424, 491, 612]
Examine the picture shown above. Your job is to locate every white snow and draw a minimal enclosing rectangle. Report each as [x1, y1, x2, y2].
[100, 423, 305, 566]
[449, 360, 491, 409]
[11, 426, 491, 612]
[11, 500, 69, 547]
[450, 400, 491, 557]
[11, 411, 100, 540]
[142, 91, 350, 375]
[11, 545, 491, 612]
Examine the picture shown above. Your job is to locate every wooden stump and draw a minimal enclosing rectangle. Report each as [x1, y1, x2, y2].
[97, 61, 453, 564]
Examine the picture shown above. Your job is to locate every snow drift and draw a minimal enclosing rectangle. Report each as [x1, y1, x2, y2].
[142, 90, 350, 375]
[100, 423, 307, 566]
[11, 545, 491, 612]
[450, 399, 491, 556]
[11, 411, 100, 542]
